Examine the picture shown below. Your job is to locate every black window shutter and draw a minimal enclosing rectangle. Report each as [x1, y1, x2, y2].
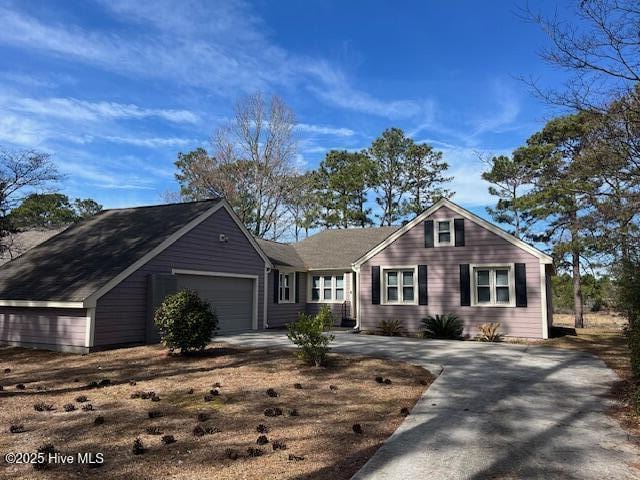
[460, 264, 471, 306]
[418, 265, 428, 305]
[294, 272, 300, 304]
[272, 269, 279, 304]
[371, 266, 381, 305]
[454, 218, 465, 247]
[515, 263, 527, 307]
[424, 220, 434, 248]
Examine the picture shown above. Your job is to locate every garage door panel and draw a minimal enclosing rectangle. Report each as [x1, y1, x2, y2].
[176, 275, 254, 333]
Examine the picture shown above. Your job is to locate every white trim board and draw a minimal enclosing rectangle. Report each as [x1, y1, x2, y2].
[0, 300, 84, 308]
[352, 198, 553, 266]
[83, 200, 272, 308]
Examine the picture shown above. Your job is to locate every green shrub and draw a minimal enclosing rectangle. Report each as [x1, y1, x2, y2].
[421, 314, 464, 339]
[154, 290, 218, 354]
[377, 319, 404, 336]
[476, 322, 503, 342]
[316, 304, 335, 331]
[287, 312, 335, 367]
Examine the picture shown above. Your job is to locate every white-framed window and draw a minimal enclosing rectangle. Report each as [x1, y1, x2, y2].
[435, 219, 454, 246]
[278, 271, 295, 304]
[382, 267, 417, 304]
[471, 264, 515, 307]
[308, 273, 346, 303]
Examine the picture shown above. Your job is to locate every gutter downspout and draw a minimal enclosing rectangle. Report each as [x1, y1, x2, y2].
[263, 266, 270, 329]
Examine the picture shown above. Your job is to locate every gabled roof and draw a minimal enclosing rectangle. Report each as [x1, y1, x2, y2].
[259, 227, 399, 270]
[255, 239, 305, 269]
[0, 199, 255, 304]
[353, 198, 553, 266]
[293, 227, 399, 269]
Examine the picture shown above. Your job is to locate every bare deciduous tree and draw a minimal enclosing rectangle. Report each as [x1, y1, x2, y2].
[522, 0, 640, 112]
[175, 93, 298, 240]
[0, 148, 60, 257]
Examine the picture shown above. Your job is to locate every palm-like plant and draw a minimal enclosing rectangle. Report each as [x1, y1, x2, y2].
[421, 314, 464, 339]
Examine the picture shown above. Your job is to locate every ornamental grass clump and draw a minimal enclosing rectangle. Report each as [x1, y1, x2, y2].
[477, 322, 504, 342]
[287, 312, 335, 367]
[154, 290, 218, 354]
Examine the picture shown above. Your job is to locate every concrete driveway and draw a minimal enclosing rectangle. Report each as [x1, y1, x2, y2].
[219, 331, 639, 479]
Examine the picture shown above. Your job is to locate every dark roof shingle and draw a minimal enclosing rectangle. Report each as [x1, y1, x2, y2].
[259, 227, 399, 270]
[0, 199, 221, 302]
[255, 239, 305, 268]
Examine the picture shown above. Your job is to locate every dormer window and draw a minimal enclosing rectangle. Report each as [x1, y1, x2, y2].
[435, 219, 454, 246]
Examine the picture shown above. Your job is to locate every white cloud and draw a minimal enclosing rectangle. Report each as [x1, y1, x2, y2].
[0, 114, 44, 146]
[0, 2, 430, 119]
[304, 61, 425, 119]
[10, 96, 198, 124]
[295, 123, 355, 137]
[436, 144, 513, 207]
[102, 135, 197, 148]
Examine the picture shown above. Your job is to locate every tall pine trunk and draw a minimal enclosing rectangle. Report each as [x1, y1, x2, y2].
[572, 250, 584, 328]
[569, 207, 584, 328]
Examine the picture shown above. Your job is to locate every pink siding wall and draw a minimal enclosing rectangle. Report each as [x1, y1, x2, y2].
[359, 206, 545, 338]
[94, 207, 266, 347]
[0, 307, 87, 348]
[267, 271, 307, 327]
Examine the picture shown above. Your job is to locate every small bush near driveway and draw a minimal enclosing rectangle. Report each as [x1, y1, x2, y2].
[287, 312, 335, 367]
[154, 290, 218, 354]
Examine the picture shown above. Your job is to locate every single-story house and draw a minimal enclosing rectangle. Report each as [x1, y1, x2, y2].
[0, 197, 553, 353]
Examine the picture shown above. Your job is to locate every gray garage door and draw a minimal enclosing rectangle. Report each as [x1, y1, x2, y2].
[176, 274, 254, 333]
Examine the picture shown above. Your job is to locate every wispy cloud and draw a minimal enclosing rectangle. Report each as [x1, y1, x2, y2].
[0, 2, 430, 119]
[102, 135, 197, 148]
[304, 61, 426, 119]
[295, 123, 355, 137]
[10, 96, 198, 124]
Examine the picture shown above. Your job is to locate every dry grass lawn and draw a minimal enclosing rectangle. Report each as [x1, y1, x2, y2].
[545, 314, 640, 438]
[0, 342, 432, 480]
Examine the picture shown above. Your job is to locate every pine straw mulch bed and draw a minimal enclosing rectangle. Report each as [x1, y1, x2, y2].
[0, 342, 432, 480]
[544, 326, 640, 441]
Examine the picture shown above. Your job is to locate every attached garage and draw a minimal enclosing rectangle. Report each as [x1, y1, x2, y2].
[175, 271, 258, 333]
[0, 199, 272, 353]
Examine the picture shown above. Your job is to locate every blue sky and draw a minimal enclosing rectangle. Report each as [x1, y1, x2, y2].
[0, 0, 569, 215]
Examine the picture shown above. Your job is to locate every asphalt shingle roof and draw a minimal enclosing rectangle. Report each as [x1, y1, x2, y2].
[258, 227, 399, 270]
[0, 199, 221, 302]
[255, 239, 305, 268]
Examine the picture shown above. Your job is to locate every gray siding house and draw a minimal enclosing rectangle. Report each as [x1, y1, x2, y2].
[0, 199, 271, 352]
[0, 197, 553, 352]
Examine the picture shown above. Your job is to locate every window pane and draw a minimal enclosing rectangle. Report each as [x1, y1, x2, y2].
[312, 276, 320, 288]
[387, 286, 398, 301]
[496, 269, 509, 286]
[477, 286, 491, 302]
[438, 221, 450, 232]
[438, 232, 451, 244]
[324, 276, 332, 288]
[402, 271, 414, 286]
[284, 274, 290, 287]
[335, 276, 344, 289]
[403, 287, 414, 302]
[496, 286, 510, 303]
[336, 289, 344, 300]
[387, 271, 398, 286]
[312, 289, 319, 301]
[284, 288, 290, 301]
[477, 270, 490, 286]
[324, 288, 332, 300]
